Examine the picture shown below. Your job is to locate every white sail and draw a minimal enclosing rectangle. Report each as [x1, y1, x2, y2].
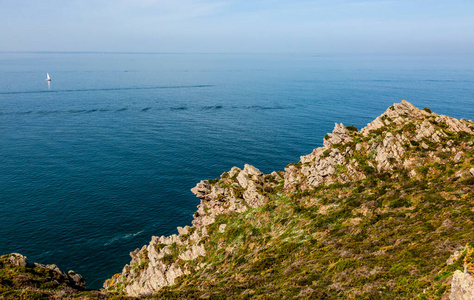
[46, 73, 51, 81]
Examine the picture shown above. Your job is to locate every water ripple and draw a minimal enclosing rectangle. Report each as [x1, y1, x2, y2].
[104, 231, 144, 246]
[202, 105, 223, 110]
[0, 84, 214, 95]
[170, 106, 188, 111]
[0, 104, 296, 116]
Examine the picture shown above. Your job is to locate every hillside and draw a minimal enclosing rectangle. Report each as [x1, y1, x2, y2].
[1, 101, 473, 299]
[103, 101, 474, 299]
[0, 253, 97, 299]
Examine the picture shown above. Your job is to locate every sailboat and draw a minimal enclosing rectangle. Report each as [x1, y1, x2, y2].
[45, 73, 51, 81]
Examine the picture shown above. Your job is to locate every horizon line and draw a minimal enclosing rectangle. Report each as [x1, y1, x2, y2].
[0, 50, 472, 56]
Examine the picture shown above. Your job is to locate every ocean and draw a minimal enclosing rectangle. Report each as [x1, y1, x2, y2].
[0, 52, 473, 288]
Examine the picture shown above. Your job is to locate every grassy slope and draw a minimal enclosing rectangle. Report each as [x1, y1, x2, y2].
[150, 110, 474, 299]
[2, 105, 473, 299]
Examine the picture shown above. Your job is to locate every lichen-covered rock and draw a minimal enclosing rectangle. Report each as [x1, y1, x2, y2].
[450, 270, 474, 300]
[447, 250, 464, 266]
[103, 234, 190, 297]
[243, 180, 267, 208]
[7, 253, 28, 268]
[190, 164, 275, 228]
[178, 244, 206, 261]
[285, 131, 363, 190]
[323, 123, 352, 148]
[361, 100, 430, 134]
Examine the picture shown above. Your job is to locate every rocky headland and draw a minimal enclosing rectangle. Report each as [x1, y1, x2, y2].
[2, 101, 473, 299]
[0, 253, 93, 299]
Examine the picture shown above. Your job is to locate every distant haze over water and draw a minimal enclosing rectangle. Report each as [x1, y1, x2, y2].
[0, 53, 473, 288]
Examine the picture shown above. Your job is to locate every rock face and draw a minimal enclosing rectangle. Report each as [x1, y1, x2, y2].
[450, 248, 474, 300]
[104, 100, 474, 297]
[450, 270, 474, 300]
[104, 164, 281, 297]
[323, 123, 352, 148]
[284, 100, 474, 191]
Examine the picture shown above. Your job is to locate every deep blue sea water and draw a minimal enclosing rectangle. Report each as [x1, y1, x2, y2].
[0, 52, 473, 288]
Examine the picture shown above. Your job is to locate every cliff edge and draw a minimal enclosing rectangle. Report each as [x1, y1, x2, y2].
[103, 100, 474, 299]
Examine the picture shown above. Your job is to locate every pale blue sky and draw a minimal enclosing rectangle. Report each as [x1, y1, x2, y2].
[1, 0, 473, 53]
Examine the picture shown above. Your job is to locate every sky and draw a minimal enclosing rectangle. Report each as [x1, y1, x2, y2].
[1, 0, 473, 53]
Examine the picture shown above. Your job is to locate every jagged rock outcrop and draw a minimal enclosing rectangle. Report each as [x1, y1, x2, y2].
[190, 164, 275, 228]
[104, 164, 281, 297]
[323, 123, 353, 148]
[284, 100, 473, 190]
[361, 100, 430, 134]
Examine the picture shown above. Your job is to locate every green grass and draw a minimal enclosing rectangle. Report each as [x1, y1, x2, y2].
[148, 165, 473, 299]
[145, 109, 474, 299]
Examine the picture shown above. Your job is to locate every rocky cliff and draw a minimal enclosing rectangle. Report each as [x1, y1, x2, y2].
[0, 253, 94, 298]
[284, 100, 472, 191]
[103, 164, 282, 297]
[103, 100, 474, 299]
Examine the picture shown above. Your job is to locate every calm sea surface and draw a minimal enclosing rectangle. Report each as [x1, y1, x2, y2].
[0, 53, 473, 288]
